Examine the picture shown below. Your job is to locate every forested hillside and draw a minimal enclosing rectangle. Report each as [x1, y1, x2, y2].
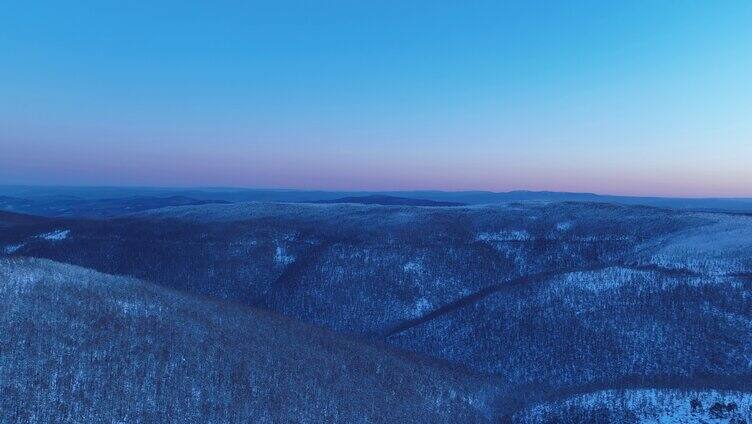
[2, 201, 751, 421]
[0, 257, 498, 423]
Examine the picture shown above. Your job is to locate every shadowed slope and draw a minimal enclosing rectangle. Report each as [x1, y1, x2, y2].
[0, 257, 499, 423]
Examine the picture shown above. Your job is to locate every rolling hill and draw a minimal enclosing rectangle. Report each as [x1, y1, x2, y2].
[311, 195, 465, 207]
[3, 185, 752, 213]
[0, 194, 229, 218]
[2, 201, 752, 420]
[0, 257, 499, 422]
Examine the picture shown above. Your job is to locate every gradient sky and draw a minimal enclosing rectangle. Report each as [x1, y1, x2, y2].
[1, 1, 751, 196]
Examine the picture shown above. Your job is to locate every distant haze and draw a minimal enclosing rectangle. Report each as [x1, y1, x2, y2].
[1, 2, 751, 196]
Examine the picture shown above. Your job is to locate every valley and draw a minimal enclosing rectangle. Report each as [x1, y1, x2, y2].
[2, 198, 751, 420]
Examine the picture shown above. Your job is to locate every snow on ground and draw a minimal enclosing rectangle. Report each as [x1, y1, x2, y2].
[0, 260, 37, 295]
[476, 230, 531, 242]
[517, 388, 752, 423]
[115, 299, 162, 317]
[548, 266, 737, 296]
[3, 243, 24, 254]
[556, 221, 573, 231]
[411, 297, 432, 317]
[551, 267, 650, 293]
[571, 234, 634, 242]
[643, 213, 752, 275]
[274, 245, 295, 265]
[403, 260, 423, 274]
[37, 229, 70, 241]
[133, 201, 423, 224]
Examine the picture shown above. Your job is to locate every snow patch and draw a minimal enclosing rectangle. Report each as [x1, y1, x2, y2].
[553, 267, 647, 292]
[556, 222, 573, 231]
[3, 243, 25, 254]
[411, 297, 432, 317]
[641, 214, 752, 275]
[115, 300, 160, 317]
[0, 265, 37, 295]
[403, 261, 423, 273]
[476, 230, 531, 242]
[37, 229, 70, 241]
[518, 388, 752, 423]
[275, 245, 295, 265]
[573, 234, 633, 242]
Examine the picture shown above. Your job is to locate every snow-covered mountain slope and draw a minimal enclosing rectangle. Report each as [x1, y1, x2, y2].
[2, 199, 752, 421]
[0, 257, 499, 423]
[513, 388, 752, 423]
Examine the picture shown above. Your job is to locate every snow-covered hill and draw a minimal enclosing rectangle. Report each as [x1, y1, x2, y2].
[0, 257, 498, 423]
[2, 201, 752, 421]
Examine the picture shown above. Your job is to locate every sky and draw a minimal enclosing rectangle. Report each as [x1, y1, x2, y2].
[1, 1, 751, 197]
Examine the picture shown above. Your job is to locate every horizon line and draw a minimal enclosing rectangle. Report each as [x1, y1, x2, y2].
[2, 183, 751, 201]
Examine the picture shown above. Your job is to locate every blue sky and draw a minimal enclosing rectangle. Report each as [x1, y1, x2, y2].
[1, 1, 751, 196]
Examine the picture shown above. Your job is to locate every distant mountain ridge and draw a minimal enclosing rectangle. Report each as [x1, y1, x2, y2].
[2, 185, 752, 215]
[0, 194, 229, 218]
[311, 195, 464, 207]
